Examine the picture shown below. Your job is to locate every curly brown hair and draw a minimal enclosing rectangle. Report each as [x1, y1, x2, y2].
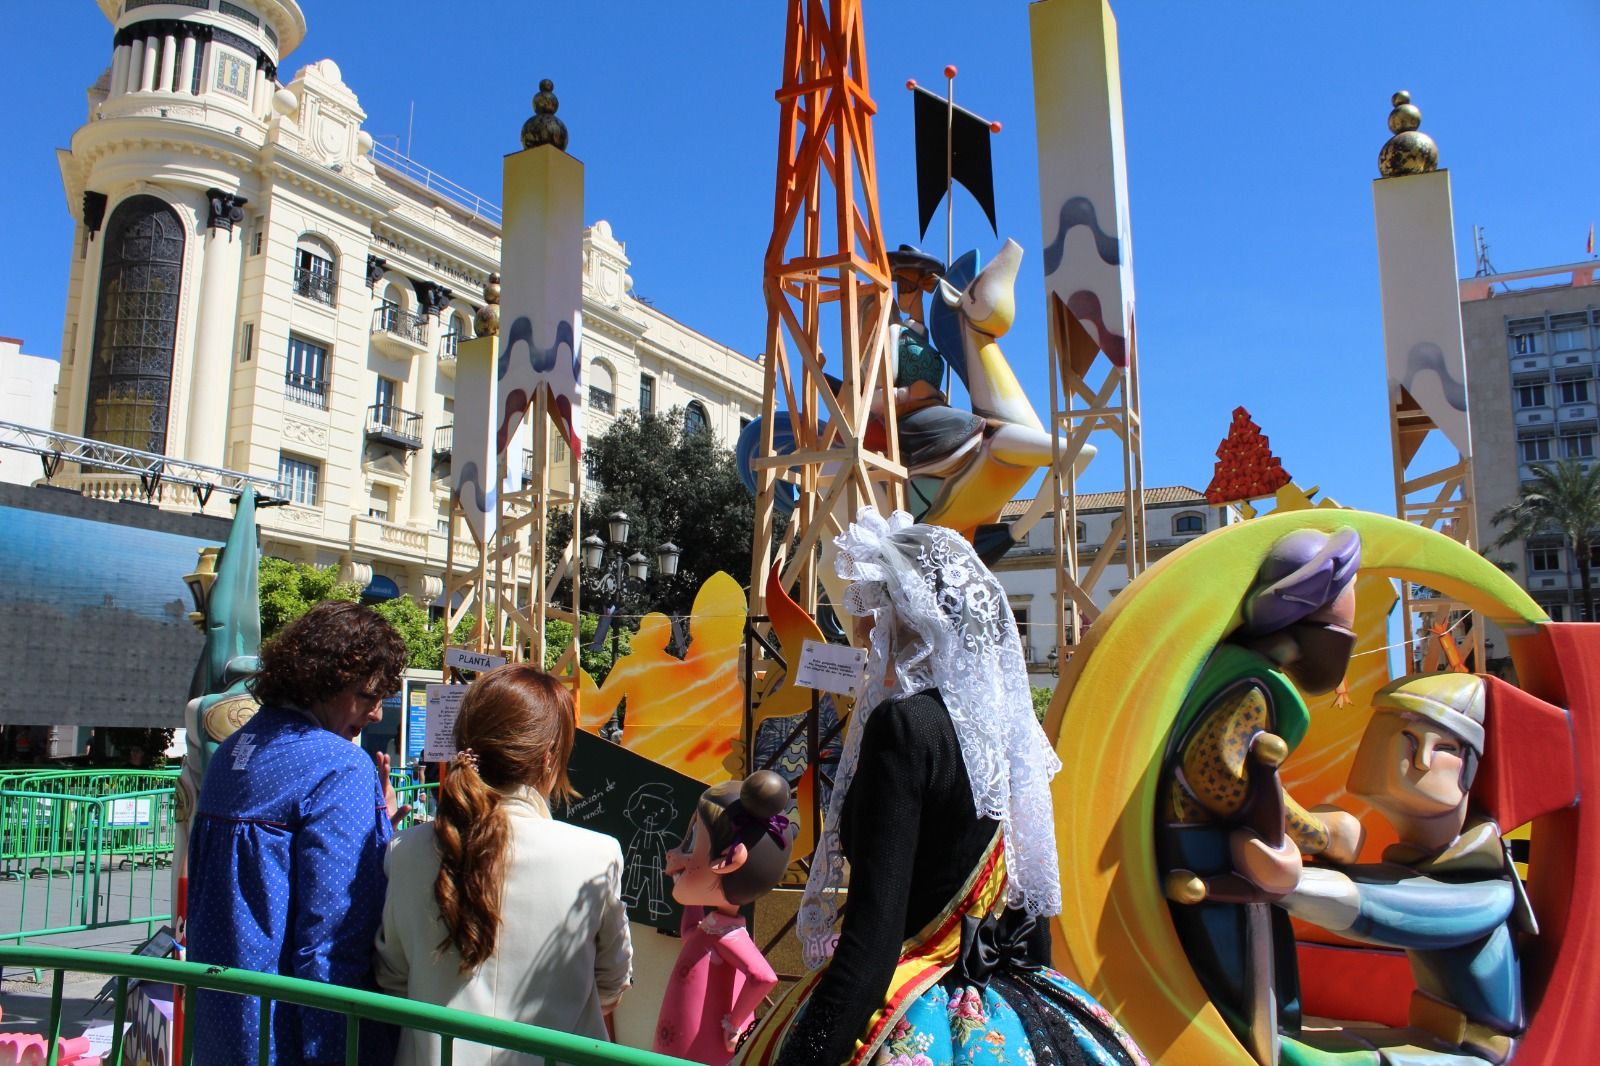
[252, 601, 408, 710]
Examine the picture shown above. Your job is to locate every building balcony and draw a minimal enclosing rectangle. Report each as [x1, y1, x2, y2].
[292, 268, 337, 307]
[285, 376, 329, 411]
[349, 514, 442, 566]
[588, 386, 615, 415]
[433, 424, 453, 460]
[439, 335, 460, 377]
[1514, 407, 1555, 429]
[371, 306, 429, 357]
[1556, 402, 1597, 426]
[366, 404, 423, 450]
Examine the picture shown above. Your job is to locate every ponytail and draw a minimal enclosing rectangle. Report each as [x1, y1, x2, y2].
[433, 749, 509, 972]
[430, 665, 577, 972]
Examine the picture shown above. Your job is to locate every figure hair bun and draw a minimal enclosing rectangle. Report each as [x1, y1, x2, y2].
[740, 770, 791, 819]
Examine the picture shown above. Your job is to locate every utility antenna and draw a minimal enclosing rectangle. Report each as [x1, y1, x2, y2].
[406, 100, 415, 157]
[1473, 224, 1497, 278]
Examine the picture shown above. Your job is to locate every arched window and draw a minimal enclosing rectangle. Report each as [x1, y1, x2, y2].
[684, 401, 710, 436]
[1173, 511, 1205, 536]
[442, 311, 469, 359]
[85, 195, 185, 453]
[588, 360, 616, 414]
[293, 235, 337, 305]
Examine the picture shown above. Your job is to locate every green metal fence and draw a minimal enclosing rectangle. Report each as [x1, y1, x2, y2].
[0, 768, 180, 798]
[0, 786, 176, 944]
[0, 945, 696, 1066]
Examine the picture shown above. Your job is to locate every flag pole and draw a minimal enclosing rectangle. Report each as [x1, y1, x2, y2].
[944, 64, 956, 270]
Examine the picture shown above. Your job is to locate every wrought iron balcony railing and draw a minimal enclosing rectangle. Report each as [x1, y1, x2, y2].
[292, 267, 337, 306]
[365, 403, 423, 450]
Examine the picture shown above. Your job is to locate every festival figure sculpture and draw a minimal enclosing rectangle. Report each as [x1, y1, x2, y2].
[1159, 527, 1367, 1063]
[173, 490, 263, 924]
[1275, 673, 1531, 1064]
[653, 771, 794, 1065]
[737, 238, 1094, 583]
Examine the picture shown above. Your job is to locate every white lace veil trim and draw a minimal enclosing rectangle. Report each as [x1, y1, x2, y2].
[796, 507, 1063, 969]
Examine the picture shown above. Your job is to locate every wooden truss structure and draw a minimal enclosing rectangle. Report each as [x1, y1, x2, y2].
[441, 350, 584, 684]
[747, 0, 905, 620]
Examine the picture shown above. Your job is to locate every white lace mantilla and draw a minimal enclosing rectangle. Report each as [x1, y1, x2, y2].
[797, 508, 1063, 968]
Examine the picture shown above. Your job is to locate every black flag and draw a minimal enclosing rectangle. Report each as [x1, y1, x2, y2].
[913, 85, 998, 239]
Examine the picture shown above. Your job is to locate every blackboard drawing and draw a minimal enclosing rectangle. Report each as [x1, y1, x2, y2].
[622, 782, 680, 920]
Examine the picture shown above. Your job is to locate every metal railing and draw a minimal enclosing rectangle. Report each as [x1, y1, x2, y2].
[0, 945, 693, 1066]
[292, 266, 337, 306]
[1, 786, 175, 945]
[365, 404, 424, 449]
[374, 305, 429, 345]
[369, 141, 503, 226]
[433, 424, 453, 458]
[284, 373, 329, 411]
[589, 387, 616, 415]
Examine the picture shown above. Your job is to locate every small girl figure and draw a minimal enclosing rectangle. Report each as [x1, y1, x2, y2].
[655, 771, 796, 1065]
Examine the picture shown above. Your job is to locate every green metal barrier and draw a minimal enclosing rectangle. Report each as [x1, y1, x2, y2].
[0, 768, 180, 797]
[0, 945, 696, 1066]
[0, 787, 174, 944]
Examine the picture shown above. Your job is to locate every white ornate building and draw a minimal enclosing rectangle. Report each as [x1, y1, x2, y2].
[0, 337, 61, 487]
[47, 0, 762, 606]
[993, 487, 1242, 680]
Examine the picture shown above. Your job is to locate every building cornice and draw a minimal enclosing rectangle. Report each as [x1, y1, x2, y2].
[367, 224, 493, 296]
[582, 298, 648, 346]
[260, 144, 397, 223]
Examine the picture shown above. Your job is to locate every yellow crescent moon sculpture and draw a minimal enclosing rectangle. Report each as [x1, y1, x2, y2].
[1045, 510, 1545, 1063]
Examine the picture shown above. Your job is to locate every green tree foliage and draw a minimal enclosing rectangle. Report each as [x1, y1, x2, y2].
[258, 557, 360, 639]
[577, 407, 757, 617]
[1491, 459, 1600, 620]
[373, 595, 443, 670]
[1031, 686, 1053, 723]
[544, 615, 632, 684]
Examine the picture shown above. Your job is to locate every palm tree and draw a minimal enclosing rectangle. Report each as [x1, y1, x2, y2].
[1491, 459, 1600, 621]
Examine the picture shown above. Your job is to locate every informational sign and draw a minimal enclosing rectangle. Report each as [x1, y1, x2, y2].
[109, 798, 154, 827]
[556, 730, 707, 932]
[444, 647, 507, 673]
[422, 684, 467, 762]
[404, 681, 430, 764]
[794, 639, 867, 696]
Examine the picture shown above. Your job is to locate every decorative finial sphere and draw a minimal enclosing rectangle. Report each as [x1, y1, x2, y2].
[944, 64, 958, 79]
[474, 272, 501, 337]
[520, 79, 569, 152]
[1378, 89, 1438, 177]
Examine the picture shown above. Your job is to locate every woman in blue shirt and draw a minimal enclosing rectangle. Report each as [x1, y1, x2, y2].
[186, 601, 409, 1065]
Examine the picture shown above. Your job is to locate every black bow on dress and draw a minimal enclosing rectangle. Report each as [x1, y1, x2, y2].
[947, 907, 1050, 990]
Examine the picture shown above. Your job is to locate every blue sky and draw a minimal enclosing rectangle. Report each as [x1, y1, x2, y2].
[1, 2, 1595, 514]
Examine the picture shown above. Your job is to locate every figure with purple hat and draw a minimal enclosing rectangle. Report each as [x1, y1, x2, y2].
[1156, 526, 1366, 1064]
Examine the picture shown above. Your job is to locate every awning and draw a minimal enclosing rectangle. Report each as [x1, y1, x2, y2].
[363, 574, 400, 601]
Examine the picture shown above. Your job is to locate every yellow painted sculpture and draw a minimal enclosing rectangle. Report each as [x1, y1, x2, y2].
[1046, 510, 1545, 1064]
[583, 571, 746, 784]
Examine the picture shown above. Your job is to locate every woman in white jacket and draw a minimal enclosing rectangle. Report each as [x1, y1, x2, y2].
[375, 665, 633, 1064]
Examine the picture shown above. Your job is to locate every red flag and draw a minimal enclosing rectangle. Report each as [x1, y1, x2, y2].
[1588, 223, 1594, 256]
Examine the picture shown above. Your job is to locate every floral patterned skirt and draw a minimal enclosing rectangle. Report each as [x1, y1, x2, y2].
[876, 968, 1148, 1066]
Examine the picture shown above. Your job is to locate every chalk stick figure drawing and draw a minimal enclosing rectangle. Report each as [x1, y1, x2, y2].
[622, 782, 680, 920]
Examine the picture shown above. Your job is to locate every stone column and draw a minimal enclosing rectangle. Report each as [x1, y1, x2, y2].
[408, 326, 439, 525]
[178, 34, 197, 95]
[139, 36, 159, 93]
[110, 44, 130, 98]
[159, 32, 177, 92]
[125, 37, 144, 95]
[184, 189, 249, 469]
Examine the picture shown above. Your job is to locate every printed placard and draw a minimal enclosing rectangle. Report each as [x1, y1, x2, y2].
[793, 639, 867, 697]
[422, 684, 467, 762]
[444, 647, 507, 673]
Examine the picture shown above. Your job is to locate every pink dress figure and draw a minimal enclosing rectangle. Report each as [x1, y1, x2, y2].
[654, 772, 796, 1065]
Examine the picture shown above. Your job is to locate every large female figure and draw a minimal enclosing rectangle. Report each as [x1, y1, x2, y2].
[375, 665, 633, 1064]
[736, 508, 1147, 1066]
